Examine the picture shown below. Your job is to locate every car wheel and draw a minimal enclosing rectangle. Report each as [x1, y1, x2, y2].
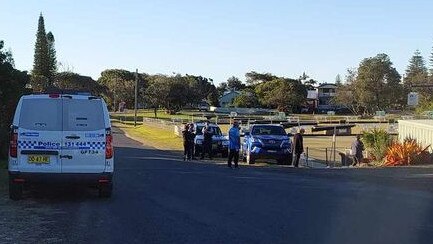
[9, 179, 23, 201]
[99, 183, 113, 198]
[246, 152, 255, 164]
[222, 149, 228, 158]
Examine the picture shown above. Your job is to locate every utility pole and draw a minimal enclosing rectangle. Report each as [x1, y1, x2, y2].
[134, 69, 138, 127]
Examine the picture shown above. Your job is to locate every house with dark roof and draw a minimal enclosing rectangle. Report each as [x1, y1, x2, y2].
[219, 90, 241, 107]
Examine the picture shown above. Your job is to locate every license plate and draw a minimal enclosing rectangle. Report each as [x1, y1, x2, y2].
[28, 155, 50, 164]
[267, 150, 277, 153]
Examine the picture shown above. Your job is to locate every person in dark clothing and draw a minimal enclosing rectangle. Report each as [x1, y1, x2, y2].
[182, 124, 191, 161]
[227, 121, 241, 168]
[201, 122, 214, 159]
[292, 128, 305, 168]
[351, 135, 364, 166]
[187, 124, 196, 160]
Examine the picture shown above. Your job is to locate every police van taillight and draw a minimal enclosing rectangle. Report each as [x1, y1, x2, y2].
[105, 129, 113, 159]
[9, 128, 18, 158]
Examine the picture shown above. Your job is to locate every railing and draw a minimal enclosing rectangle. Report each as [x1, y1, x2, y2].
[303, 147, 367, 168]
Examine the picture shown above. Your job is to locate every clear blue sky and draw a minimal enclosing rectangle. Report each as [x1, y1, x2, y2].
[1, 0, 433, 84]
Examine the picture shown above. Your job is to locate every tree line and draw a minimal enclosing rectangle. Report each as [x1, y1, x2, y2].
[333, 50, 433, 114]
[2, 14, 433, 157]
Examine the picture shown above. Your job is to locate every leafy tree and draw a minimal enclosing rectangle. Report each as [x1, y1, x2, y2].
[46, 31, 57, 77]
[298, 72, 309, 81]
[227, 76, 245, 90]
[232, 89, 260, 108]
[0, 41, 29, 158]
[332, 69, 360, 114]
[217, 82, 228, 96]
[245, 71, 277, 86]
[32, 14, 51, 89]
[97, 69, 137, 110]
[54, 72, 106, 95]
[144, 75, 169, 117]
[206, 86, 220, 107]
[255, 78, 306, 112]
[298, 72, 318, 90]
[354, 54, 403, 113]
[184, 75, 215, 105]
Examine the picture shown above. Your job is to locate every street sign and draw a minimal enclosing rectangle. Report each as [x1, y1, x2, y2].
[407, 92, 419, 106]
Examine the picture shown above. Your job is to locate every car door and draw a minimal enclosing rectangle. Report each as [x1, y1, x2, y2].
[17, 97, 62, 173]
[61, 97, 106, 173]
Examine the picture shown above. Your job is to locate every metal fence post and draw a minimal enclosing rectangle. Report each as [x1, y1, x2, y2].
[306, 147, 309, 167]
[325, 148, 328, 166]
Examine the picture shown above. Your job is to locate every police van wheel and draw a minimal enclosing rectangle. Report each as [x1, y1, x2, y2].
[9, 179, 23, 201]
[98, 183, 113, 198]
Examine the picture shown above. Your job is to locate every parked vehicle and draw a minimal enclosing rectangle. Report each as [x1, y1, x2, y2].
[242, 124, 292, 165]
[192, 122, 229, 157]
[198, 102, 210, 112]
[8, 93, 114, 200]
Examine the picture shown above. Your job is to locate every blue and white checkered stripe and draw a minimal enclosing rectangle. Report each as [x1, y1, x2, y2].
[17, 141, 105, 150]
[18, 141, 37, 149]
[87, 141, 106, 150]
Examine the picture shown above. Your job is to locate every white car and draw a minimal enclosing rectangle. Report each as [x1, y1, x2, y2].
[8, 93, 114, 200]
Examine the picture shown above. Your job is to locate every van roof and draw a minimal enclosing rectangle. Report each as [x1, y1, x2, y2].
[22, 94, 100, 100]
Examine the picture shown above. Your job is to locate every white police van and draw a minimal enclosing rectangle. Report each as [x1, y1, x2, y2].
[8, 93, 114, 200]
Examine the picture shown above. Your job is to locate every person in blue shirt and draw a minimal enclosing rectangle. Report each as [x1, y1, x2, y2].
[228, 120, 241, 168]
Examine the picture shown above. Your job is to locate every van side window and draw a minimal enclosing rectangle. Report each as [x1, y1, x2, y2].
[19, 99, 62, 131]
[63, 100, 105, 131]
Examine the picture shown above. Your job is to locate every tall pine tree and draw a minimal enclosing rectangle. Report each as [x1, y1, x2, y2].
[404, 49, 431, 105]
[33, 14, 50, 78]
[32, 14, 51, 91]
[46, 31, 57, 77]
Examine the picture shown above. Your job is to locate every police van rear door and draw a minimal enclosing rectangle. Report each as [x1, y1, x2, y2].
[17, 96, 62, 173]
[61, 96, 106, 173]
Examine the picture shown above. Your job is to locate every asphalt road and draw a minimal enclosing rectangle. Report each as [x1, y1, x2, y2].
[2, 131, 433, 244]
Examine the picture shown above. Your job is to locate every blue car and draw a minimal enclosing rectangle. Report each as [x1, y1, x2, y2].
[242, 124, 292, 165]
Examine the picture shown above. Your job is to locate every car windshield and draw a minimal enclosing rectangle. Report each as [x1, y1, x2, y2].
[251, 126, 286, 136]
[195, 126, 222, 136]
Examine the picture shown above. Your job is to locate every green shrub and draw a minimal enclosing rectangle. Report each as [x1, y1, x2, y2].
[362, 128, 393, 161]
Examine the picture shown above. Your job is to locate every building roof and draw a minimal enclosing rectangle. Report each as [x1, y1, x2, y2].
[318, 83, 337, 89]
[220, 90, 241, 99]
[398, 120, 433, 129]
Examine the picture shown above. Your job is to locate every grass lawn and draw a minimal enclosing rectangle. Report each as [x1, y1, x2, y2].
[111, 109, 207, 123]
[113, 122, 183, 151]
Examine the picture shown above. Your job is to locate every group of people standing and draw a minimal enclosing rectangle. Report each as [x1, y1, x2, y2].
[181, 124, 196, 161]
[182, 121, 364, 168]
[181, 122, 215, 161]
